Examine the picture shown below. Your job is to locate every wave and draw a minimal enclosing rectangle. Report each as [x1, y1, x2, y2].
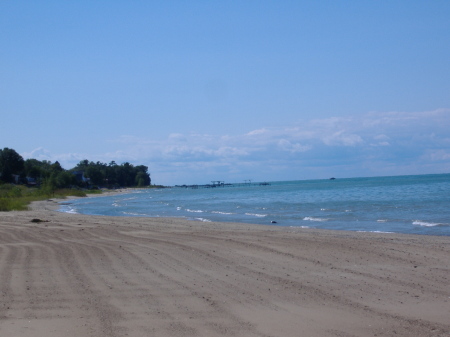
[194, 217, 212, 222]
[122, 211, 149, 216]
[412, 220, 449, 227]
[357, 230, 394, 234]
[303, 216, 329, 222]
[186, 209, 204, 213]
[245, 213, 267, 218]
[212, 211, 235, 215]
[320, 208, 352, 213]
[377, 219, 388, 222]
[63, 207, 78, 214]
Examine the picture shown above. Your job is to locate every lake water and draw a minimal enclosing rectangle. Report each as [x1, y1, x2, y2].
[59, 174, 450, 236]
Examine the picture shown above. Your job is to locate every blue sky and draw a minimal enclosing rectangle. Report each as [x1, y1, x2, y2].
[1, 1, 449, 185]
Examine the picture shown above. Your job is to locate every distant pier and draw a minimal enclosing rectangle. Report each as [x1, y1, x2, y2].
[175, 180, 271, 189]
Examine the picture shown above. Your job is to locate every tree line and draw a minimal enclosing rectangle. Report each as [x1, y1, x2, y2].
[0, 147, 151, 189]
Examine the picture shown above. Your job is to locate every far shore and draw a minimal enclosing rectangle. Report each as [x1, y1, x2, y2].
[0, 199, 448, 336]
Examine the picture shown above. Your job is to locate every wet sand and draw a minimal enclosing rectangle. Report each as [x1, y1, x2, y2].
[0, 199, 449, 336]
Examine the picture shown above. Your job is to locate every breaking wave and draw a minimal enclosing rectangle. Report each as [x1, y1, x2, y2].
[303, 216, 329, 222]
[413, 220, 449, 227]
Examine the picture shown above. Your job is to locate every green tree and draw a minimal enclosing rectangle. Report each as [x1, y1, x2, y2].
[55, 171, 77, 188]
[72, 160, 90, 172]
[41, 173, 57, 196]
[24, 159, 43, 180]
[105, 161, 118, 186]
[135, 172, 145, 186]
[0, 148, 25, 183]
[134, 165, 151, 186]
[85, 165, 105, 186]
[51, 161, 63, 173]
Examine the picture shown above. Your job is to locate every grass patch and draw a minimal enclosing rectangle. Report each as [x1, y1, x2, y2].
[85, 189, 103, 195]
[0, 184, 98, 211]
[53, 189, 87, 198]
[0, 197, 30, 211]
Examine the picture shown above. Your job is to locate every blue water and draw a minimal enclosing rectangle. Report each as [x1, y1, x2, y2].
[59, 174, 450, 236]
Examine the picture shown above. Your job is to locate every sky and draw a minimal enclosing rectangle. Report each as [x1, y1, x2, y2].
[1, 1, 449, 185]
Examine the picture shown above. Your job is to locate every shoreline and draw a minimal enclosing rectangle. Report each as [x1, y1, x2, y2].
[0, 199, 449, 336]
[56, 191, 450, 237]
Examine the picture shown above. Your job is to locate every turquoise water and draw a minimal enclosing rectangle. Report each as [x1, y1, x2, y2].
[59, 174, 450, 236]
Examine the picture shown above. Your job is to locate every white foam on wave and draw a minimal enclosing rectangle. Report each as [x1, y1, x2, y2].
[65, 207, 78, 214]
[320, 208, 351, 213]
[245, 213, 267, 218]
[122, 211, 149, 216]
[303, 216, 329, 222]
[377, 219, 388, 223]
[122, 197, 137, 201]
[212, 211, 234, 215]
[412, 220, 448, 227]
[186, 209, 204, 213]
[357, 230, 394, 234]
[195, 217, 212, 222]
[58, 205, 78, 214]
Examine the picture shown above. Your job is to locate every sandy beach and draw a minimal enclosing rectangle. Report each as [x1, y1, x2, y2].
[0, 199, 449, 337]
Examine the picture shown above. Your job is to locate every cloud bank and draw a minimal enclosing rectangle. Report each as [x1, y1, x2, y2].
[22, 109, 450, 185]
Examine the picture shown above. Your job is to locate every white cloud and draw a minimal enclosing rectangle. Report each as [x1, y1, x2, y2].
[374, 134, 390, 141]
[422, 150, 450, 161]
[277, 139, 311, 153]
[21, 109, 450, 184]
[370, 134, 391, 146]
[22, 147, 86, 167]
[246, 128, 268, 136]
[22, 147, 53, 161]
[322, 130, 363, 146]
[168, 133, 186, 141]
